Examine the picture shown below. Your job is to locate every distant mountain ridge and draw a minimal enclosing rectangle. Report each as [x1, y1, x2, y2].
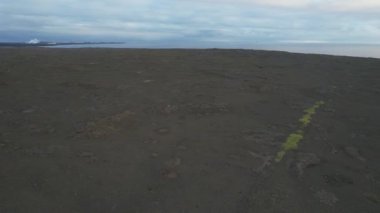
[0, 41, 124, 47]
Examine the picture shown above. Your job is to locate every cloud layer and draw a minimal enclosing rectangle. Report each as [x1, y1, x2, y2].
[1, 0, 379, 45]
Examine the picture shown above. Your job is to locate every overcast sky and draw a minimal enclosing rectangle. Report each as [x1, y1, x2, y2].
[1, 0, 380, 46]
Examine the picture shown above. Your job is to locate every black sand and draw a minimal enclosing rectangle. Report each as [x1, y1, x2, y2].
[0, 48, 379, 212]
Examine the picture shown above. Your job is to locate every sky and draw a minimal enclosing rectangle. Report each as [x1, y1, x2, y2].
[1, 0, 380, 46]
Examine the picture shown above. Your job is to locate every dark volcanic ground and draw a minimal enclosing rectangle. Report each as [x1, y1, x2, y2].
[0, 48, 379, 212]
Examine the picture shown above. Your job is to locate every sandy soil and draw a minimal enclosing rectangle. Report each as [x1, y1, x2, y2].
[0, 48, 379, 212]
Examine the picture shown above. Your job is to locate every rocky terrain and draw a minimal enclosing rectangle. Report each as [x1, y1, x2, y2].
[0, 48, 379, 212]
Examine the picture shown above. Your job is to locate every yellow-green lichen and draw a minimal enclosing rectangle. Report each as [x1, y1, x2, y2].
[275, 100, 324, 162]
[298, 101, 325, 127]
[275, 130, 304, 162]
[299, 113, 313, 127]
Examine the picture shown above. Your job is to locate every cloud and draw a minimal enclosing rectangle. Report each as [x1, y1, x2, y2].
[0, 0, 379, 44]
[328, 0, 380, 13]
[177, 0, 380, 12]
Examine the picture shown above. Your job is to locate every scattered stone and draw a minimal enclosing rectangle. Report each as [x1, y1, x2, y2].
[24, 148, 46, 156]
[165, 157, 181, 168]
[344, 146, 366, 162]
[163, 105, 178, 114]
[323, 108, 336, 113]
[22, 108, 35, 113]
[248, 151, 273, 173]
[162, 170, 178, 179]
[243, 135, 256, 141]
[364, 193, 380, 204]
[256, 85, 271, 93]
[248, 150, 265, 159]
[147, 186, 154, 192]
[61, 81, 98, 90]
[177, 145, 187, 150]
[257, 156, 273, 172]
[79, 152, 97, 163]
[0, 80, 8, 86]
[184, 103, 230, 115]
[13, 146, 21, 151]
[241, 129, 253, 135]
[315, 190, 338, 206]
[22, 146, 64, 156]
[144, 139, 158, 144]
[323, 174, 354, 186]
[151, 153, 158, 157]
[292, 153, 320, 176]
[79, 152, 95, 158]
[0, 143, 5, 148]
[143, 80, 153, 83]
[228, 154, 240, 160]
[162, 157, 181, 179]
[78, 110, 135, 138]
[156, 128, 169, 134]
[365, 173, 376, 182]
[329, 144, 338, 154]
[46, 145, 64, 154]
[28, 124, 55, 134]
[242, 130, 283, 147]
